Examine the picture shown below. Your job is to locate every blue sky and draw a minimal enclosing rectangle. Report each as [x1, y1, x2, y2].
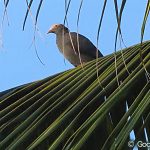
[0, 0, 149, 91]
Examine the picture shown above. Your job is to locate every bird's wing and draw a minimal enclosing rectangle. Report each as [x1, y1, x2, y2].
[65, 32, 103, 58]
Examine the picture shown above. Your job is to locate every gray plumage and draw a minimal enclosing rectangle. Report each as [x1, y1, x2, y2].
[47, 24, 103, 66]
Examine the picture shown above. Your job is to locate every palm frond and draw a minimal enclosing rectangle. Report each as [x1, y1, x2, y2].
[0, 41, 150, 149]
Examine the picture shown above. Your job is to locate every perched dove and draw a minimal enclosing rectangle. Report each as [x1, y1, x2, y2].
[47, 24, 103, 67]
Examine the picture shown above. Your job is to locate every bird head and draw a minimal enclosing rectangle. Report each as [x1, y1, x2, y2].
[47, 24, 69, 34]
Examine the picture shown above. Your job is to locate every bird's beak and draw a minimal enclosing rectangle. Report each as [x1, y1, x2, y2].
[47, 28, 54, 34]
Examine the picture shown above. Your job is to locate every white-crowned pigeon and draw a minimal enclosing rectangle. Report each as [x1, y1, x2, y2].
[47, 24, 103, 67]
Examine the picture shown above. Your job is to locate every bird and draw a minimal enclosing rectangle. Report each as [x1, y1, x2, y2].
[47, 24, 103, 67]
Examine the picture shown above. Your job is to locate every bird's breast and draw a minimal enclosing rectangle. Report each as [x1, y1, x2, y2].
[55, 33, 99, 66]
